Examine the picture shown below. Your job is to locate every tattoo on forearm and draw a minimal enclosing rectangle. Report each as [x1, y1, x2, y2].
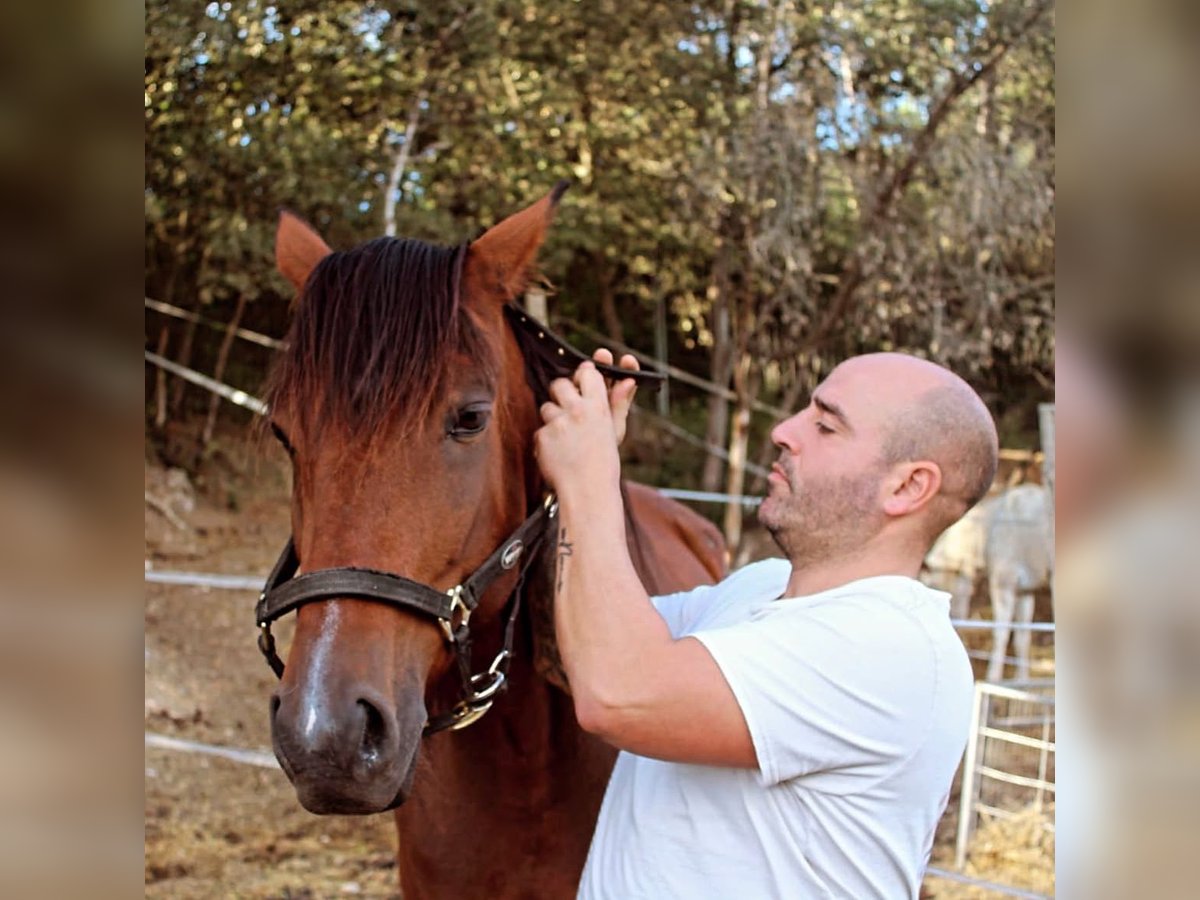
[555, 529, 574, 596]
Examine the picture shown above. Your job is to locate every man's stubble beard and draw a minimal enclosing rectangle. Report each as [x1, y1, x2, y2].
[758, 464, 885, 568]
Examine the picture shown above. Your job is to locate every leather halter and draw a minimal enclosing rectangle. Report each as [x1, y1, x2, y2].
[255, 305, 665, 736]
[504, 305, 666, 394]
[257, 495, 558, 735]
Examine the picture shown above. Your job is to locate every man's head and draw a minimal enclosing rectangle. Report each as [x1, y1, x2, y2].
[758, 353, 998, 568]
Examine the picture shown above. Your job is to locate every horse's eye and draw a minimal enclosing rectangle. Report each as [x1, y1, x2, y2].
[448, 403, 492, 440]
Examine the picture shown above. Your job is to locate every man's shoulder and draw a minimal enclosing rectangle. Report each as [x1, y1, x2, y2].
[719, 557, 792, 594]
[665, 559, 790, 634]
[758, 576, 959, 660]
[806, 575, 949, 613]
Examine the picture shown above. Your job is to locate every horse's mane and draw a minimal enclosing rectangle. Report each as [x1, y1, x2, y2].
[265, 236, 496, 438]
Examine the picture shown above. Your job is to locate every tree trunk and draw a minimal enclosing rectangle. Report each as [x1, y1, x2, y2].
[200, 293, 248, 456]
[153, 324, 170, 429]
[702, 239, 734, 492]
[722, 353, 757, 554]
[169, 318, 197, 415]
[722, 399, 751, 554]
[595, 252, 624, 344]
[383, 91, 425, 237]
[653, 294, 669, 418]
[154, 260, 191, 418]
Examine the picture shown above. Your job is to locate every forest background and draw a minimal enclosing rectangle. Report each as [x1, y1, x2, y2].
[144, 0, 1055, 549]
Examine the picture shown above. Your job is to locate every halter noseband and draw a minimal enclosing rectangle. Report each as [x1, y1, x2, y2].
[254, 306, 665, 736]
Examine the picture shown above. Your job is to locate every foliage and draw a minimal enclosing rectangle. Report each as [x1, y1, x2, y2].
[146, 0, 1055, 454]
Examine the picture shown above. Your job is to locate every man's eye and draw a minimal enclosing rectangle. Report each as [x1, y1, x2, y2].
[449, 404, 492, 439]
[816, 422, 834, 435]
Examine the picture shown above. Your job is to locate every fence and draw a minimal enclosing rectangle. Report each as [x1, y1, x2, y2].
[956, 680, 1056, 869]
[145, 297, 1055, 896]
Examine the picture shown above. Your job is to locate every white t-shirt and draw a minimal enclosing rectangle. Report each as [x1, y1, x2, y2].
[577, 559, 974, 900]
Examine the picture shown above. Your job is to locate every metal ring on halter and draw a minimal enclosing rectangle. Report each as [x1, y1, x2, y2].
[466, 669, 506, 704]
[487, 649, 512, 676]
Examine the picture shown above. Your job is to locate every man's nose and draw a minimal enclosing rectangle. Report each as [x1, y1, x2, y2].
[770, 414, 801, 452]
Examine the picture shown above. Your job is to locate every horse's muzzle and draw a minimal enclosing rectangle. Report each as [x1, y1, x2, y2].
[270, 683, 421, 814]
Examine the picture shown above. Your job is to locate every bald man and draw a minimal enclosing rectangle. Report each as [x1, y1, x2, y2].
[535, 351, 998, 900]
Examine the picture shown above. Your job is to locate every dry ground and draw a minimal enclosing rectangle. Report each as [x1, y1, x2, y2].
[144, 426, 1053, 898]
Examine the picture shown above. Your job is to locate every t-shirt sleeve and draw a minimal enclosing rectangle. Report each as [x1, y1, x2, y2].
[691, 598, 938, 787]
[651, 583, 716, 638]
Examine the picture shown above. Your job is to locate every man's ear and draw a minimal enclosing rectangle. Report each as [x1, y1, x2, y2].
[882, 460, 943, 518]
[276, 210, 332, 294]
[464, 181, 569, 302]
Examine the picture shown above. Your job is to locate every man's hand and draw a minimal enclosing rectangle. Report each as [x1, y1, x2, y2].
[592, 347, 640, 445]
[535, 351, 637, 500]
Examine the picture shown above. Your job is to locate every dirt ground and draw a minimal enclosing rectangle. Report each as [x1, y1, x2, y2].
[144, 425, 1053, 898]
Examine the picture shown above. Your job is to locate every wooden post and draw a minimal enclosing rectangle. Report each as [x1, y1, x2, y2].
[525, 285, 548, 324]
[1038, 402, 1056, 613]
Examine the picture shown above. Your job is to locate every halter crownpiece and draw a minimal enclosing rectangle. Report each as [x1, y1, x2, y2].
[504, 305, 666, 395]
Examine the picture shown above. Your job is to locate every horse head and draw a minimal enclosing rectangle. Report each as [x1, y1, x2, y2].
[263, 187, 566, 814]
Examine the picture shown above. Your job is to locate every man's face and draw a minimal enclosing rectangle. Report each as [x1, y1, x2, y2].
[758, 361, 892, 562]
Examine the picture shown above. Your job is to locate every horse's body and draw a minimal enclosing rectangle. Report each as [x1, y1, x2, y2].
[261, 187, 725, 897]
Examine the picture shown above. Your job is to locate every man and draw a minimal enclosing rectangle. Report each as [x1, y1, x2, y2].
[534, 350, 998, 899]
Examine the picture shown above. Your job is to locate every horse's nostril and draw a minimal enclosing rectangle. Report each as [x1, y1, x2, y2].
[357, 697, 390, 766]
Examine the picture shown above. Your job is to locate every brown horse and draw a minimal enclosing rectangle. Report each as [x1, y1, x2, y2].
[260, 186, 726, 898]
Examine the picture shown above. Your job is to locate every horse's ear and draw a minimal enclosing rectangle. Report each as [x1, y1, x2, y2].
[276, 210, 332, 294]
[466, 181, 570, 300]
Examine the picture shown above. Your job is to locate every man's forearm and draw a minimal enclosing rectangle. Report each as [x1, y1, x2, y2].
[553, 484, 674, 733]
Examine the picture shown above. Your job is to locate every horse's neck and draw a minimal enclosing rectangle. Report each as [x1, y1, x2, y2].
[394, 610, 616, 899]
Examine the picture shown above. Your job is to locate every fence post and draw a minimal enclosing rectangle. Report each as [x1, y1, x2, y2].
[955, 683, 986, 869]
[1038, 402, 1055, 614]
[525, 285, 547, 324]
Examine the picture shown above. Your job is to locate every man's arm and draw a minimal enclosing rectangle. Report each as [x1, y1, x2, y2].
[536, 361, 756, 768]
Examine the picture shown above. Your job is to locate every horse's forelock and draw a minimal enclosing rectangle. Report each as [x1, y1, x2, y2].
[265, 236, 497, 440]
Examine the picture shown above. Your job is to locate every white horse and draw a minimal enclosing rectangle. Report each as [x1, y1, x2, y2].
[923, 484, 1053, 681]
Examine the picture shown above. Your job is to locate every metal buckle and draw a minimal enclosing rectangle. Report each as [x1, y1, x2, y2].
[444, 700, 491, 731]
[443, 669, 508, 731]
[439, 585, 471, 644]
